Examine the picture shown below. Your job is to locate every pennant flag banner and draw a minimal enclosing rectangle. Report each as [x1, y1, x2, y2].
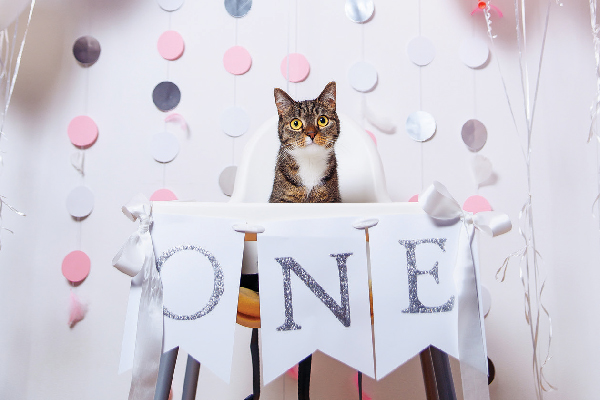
[115, 193, 510, 397]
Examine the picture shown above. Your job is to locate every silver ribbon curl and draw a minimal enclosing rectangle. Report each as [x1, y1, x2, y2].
[112, 195, 163, 400]
[420, 182, 511, 400]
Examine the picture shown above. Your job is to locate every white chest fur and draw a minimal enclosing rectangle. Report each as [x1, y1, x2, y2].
[288, 144, 332, 193]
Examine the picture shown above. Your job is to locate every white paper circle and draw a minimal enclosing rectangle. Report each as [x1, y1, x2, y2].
[221, 107, 250, 137]
[407, 36, 436, 66]
[461, 119, 488, 152]
[151, 132, 180, 163]
[482, 285, 491, 318]
[406, 111, 436, 142]
[348, 61, 378, 92]
[460, 37, 489, 69]
[345, 0, 374, 23]
[219, 166, 237, 196]
[158, 0, 184, 11]
[66, 186, 94, 218]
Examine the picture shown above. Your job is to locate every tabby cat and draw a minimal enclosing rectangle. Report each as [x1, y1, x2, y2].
[269, 82, 341, 203]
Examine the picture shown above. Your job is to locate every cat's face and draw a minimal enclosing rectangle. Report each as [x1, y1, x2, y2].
[274, 82, 339, 152]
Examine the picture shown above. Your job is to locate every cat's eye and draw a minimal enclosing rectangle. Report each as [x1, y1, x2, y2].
[317, 116, 329, 127]
[290, 118, 303, 130]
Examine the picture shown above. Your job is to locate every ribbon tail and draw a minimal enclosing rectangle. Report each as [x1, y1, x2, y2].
[456, 223, 490, 400]
[128, 242, 163, 400]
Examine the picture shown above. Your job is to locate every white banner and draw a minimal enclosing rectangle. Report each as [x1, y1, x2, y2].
[257, 217, 374, 384]
[369, 213, 461, 379]
[150, 213, 244, 383]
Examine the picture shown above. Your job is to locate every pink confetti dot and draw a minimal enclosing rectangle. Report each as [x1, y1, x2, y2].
[280, 53, 310, 83]
[223, 46, 252, 75]
[150, 189, 178, 201]
[157, 31, 185, 61]
[408, 194, 419, 202]
[366, 130, 377, 145]
[463, 195, 492, 214]
[62, 250, 91, 283]
[68, 116, 98, 147]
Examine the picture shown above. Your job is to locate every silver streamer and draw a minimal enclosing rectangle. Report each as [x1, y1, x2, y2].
[398, 239, 454, 313]
[0, 0, 33, 250]
[156, 244, 224, 321]
[483, 1, 558, 397]
[275, 253, 352, 331]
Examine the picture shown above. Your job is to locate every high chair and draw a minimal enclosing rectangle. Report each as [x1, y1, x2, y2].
[154, 114, 457, 400]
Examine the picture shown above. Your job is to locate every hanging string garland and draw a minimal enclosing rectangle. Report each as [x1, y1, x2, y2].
[63, 33, 101, 328]
[218, 0, 254, 197]
[482, 1, 560, 398]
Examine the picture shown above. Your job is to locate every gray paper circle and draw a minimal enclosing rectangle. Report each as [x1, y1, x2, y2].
[461, 119, 487, 152]
[158, 0, 184, 11]
[345, 0, 375, 23]
[219, 166, 237, 196]
[225, 0, 252, 18]
[406, 111, 437, 142]
[153, 81, 181, 112]
[73, 36, 101, 66]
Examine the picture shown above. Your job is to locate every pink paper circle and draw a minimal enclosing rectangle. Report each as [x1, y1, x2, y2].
[463, 195, 492, 214]
[150, 189, 178, 201]
[68, 116, 98, 147]
[223, 46, 252, 75]
[366, 130, 377, 145]
[62, 250, 91, 283]
[408, 194, 419, 202]
[157, 31, 185, 61]
[280, 53, 310, 83]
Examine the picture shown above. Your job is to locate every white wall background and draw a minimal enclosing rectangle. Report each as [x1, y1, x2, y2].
[0, 0, 597, 399]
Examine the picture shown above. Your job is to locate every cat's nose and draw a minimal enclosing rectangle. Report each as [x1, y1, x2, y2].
[305, 126, 317, 140]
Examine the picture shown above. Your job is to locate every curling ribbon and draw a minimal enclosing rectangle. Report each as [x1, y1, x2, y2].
[419, 182, 511, 400]
[112, 194, 163, 400]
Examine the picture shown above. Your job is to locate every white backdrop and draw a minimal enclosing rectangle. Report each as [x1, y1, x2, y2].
[0, 0, 598, 399]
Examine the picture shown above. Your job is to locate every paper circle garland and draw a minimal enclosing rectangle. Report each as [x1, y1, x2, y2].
[158, 0, 184, 11]
[73, 36, 101, 66]
[150, 189, 178, 201]
[223, 46, 252, 75]
[219, 166, 237, 196]
[220, 106, 250, 137]
[151, 132, 180, 163]
[459, 37, 489, 69]
[153, 81, 181, 112]
[345, 0, 375, 23]
[408, 194, 419, 202]
[62, 250, 91, 283]
[407, 36, 436, 66]
[366, 130, 377, 145]
[157, 31, 185, 61]
[348, 61, 378, 92]
[406, 111, 436, 142]
[481, 285, 492, 318]
[461, 119, 487, 152]
[66, 186, 94, 218]
[68, 116, 98, 147]
[280, 54, 310, 83]
[463, 195, 492, 214]
[224, 0, 252, 18]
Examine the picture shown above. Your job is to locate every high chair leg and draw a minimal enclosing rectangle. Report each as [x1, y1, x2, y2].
[297, 354, 312, 400]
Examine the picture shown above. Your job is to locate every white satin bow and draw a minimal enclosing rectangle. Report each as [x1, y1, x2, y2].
[419, 182, 511, 400]
[113, 195, 163, 400]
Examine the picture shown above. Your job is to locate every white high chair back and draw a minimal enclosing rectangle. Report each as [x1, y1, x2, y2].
[230, 113, 391, 203]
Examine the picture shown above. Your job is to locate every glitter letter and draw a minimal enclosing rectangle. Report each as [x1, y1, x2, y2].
[398, 239, 454, 313]
[156, 245, 225, 321]
[275, 253, 352, 331]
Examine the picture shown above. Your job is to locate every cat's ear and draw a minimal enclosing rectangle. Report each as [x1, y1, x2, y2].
[317, 82, 336, 110]
[274, 88, 295, 115]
